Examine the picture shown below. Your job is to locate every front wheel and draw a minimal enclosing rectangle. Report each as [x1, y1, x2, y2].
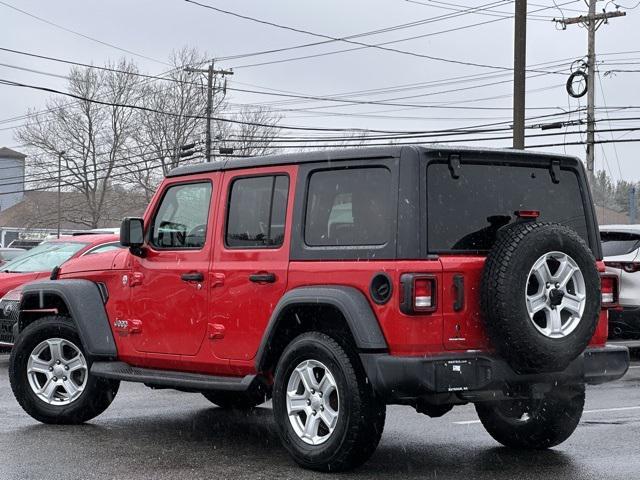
[9, 317, 119, 424]
[272, 332, 386, 472]
[475, 385, 585, 449]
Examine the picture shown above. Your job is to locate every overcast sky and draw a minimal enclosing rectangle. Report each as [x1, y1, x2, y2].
[1, 0, 639, 180]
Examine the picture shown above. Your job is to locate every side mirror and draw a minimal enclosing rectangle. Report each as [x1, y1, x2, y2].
[120, 217, 144, 248]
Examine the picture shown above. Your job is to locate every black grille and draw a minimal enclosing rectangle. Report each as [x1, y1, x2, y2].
[0, 300, 19, 345]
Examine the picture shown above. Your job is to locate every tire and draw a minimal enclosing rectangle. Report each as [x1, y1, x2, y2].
[202, 390, 267, 409]
[9, 316, 119, 424]
[475, 384, 585, 449]
[272, 332, 386, 472]
[481, 222, 600, 373]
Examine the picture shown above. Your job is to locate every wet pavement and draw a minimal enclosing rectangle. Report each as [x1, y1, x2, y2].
[1, 352, 639, 480]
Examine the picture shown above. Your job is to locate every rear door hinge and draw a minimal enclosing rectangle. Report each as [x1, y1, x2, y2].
[448, 154, 461, 179]
[549, 159, 561, 184]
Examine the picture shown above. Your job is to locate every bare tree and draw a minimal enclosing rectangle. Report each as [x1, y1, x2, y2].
[216, 105, 282, 159]
[124, 47, 211, 200]
[16, 60, 141, 228]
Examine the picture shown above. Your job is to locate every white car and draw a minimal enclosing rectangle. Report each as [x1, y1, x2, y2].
[601, 224, 640, 339]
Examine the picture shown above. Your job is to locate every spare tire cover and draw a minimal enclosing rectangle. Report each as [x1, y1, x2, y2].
[481, 222, 600, 374]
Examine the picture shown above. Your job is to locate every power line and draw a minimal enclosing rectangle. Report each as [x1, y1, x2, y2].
[184, 0, 548, 72]
[219, 0, 581, 70]
[216, 0, 515, 62]
[0, 1, 170, 66]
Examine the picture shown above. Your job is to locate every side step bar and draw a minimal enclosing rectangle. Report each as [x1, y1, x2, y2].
[91, 361, 256, 392]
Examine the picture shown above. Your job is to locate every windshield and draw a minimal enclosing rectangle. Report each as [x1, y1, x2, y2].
[601, 231, 640, 257]
[0, 250, 24, 261]
[1, 241, 87, 273]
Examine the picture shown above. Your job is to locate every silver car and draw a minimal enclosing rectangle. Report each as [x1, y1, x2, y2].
[601, 225, 640, 339]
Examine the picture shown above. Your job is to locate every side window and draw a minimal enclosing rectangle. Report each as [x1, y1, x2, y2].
[150, 182, 212, 249]
[85, 243, 124, 255]
[226, 175, 289, 248]
[305, 167, 391, 246]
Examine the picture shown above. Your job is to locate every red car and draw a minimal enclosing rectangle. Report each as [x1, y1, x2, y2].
[0, 234, 120, 346]
[6, 147, 630, 471]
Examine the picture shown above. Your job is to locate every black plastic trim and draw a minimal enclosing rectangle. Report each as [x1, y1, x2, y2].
[92, 361, 256, 392]
[255, 285, 388, 372]
[359, 345, 629, 403]
[18, 280, 117, 358]
[369, 272, 393, 305]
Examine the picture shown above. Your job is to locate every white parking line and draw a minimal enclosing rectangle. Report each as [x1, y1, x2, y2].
[453, 405, 640, 425]
[628, 365, 640, 369]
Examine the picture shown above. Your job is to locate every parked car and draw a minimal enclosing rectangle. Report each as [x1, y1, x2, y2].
[7, 239, 42, 250]
[0, 247, 25, 266]
[7, 147, 629, 471]
[601, 224, 640, 339]
[0, 234, 121, 347]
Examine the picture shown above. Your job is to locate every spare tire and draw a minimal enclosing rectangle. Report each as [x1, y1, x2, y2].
[481, 222, 600, 374]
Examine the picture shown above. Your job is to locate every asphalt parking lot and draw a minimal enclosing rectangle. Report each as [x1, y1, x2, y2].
[1, 352, 639, 480]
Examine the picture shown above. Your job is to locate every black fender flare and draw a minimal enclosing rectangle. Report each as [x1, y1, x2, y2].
[255, 285, 388, 372]
[19, 279, 117, 358]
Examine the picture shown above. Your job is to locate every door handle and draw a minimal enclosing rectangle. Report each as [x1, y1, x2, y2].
[453, 274, 464, 312]
[181, 272, 204, 282]
[249, 272, 276, 284]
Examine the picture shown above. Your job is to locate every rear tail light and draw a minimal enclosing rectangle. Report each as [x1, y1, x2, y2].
[400, 274, 437, 314]
[600, 274, 619, 308]
[514, 210, 540, 219]
[605, 261, 640, 273]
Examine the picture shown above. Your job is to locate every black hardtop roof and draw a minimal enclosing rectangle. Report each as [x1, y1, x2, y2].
[166, 145, 582, 178]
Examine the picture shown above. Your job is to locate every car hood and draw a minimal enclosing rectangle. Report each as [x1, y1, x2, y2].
[0, 271, 48, 298]
[58, 248, 129, 276]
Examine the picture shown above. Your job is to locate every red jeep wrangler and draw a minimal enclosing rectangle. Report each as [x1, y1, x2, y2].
[8, 147, 630, 471]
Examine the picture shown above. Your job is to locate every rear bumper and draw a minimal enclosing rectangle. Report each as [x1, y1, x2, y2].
[609, 306, 640, 339]
[360, 345, 630, 403]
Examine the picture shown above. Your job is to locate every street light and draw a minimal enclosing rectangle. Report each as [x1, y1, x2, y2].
[57, 150, 66, 239]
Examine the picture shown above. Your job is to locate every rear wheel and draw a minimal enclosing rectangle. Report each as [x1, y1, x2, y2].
[9, 317, 119, 424]
[273, 332, 385, 472]
[475, 385, 585, 449]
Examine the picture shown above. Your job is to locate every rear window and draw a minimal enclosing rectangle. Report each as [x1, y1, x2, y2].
[305, 167, 391, 246]
[601, 231, 640, 256]
[427, 163, 589, 251]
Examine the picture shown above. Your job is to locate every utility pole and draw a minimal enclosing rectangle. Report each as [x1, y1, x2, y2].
[185, 61, 233, 162]
[556, 2, 626, 183]
[629, 186, 637, 224]
[513, 0, 527, 150]
[57, 150, 65, 239]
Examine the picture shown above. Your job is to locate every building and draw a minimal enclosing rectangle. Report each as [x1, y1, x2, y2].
[0, 147, 147, 247]
[0, 147, 25, 213]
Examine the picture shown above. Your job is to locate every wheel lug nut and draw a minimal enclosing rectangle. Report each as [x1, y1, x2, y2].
[320, 406, 325, 411]
[318, 392, 323, 398]
[48, 367, 53, 372]
[555, 283, 560, 288]
[310, 389, 315, 394]
[63, 377, 67, 381]
[53, 376, 58, 381]
[306, 399, 311, 406]
[312, 410, 317, 416]
[56, 360, 61, 365]
[546, 283, 550, 288]
[64, 365, 69, 371]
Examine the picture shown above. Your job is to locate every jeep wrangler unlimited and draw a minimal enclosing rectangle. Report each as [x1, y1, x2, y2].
[8, 146, 629, 471]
